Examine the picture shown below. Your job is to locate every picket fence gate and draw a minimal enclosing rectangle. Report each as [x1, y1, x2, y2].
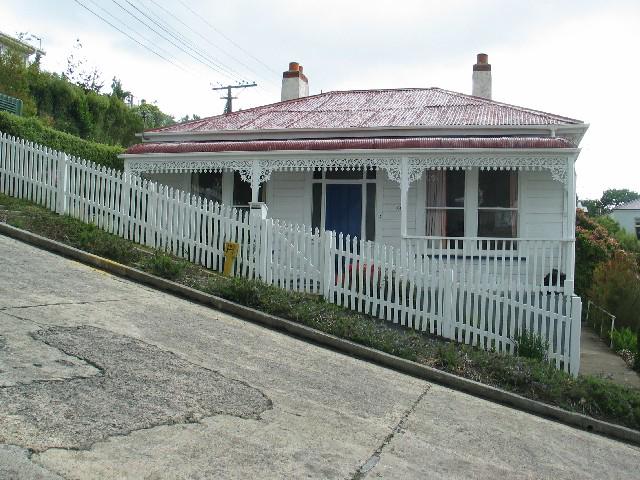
[0, 132, 582, 374]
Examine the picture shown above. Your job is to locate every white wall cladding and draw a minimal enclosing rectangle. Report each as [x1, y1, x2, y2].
[380, 176, 417, 247]
[520, 170, 565, 239]
[142, 172, 191, 193]
[265, 171, 310, 226]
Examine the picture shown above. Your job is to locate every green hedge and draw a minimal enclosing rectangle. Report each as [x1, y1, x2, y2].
[0, 111, 124, 170]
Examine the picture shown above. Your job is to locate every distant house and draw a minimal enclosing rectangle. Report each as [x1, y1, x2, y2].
[0, 31, 45, 65]
[610, 199, 640, 239]
[122, 54, 588, 294]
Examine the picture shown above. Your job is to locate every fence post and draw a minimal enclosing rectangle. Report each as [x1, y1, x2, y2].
[322, 230, 333, 300]
[441, 269, 455, 339]
[249, 202, 268, 281]
[55, 152, 68, 215]
[569, 295, 582, 376]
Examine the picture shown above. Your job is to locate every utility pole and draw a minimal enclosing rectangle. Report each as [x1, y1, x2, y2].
[211, 82, 257, 114]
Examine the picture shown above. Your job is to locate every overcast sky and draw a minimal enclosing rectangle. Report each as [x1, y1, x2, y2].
[2, 0, 639, 199]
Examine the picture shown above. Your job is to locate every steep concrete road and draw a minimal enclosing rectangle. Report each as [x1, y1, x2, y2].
[0, 234, 638, 479]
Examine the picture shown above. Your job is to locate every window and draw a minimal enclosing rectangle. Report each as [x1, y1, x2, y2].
[478, 170, 518, 238]
[425, 170, 465, 237]
[233, 172, 264, 208]
[191, 172, 222, 204]
[635, 218, 640, 240]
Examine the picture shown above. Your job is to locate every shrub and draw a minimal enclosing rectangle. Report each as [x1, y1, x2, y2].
[70, 221, 139, 264]
[0, 111, 124, 170]
[611, 328, 638, 354]
[144, 252, 187, 281]
[514, 330, 548, 362]
[575, 210, 620, 297]
[589, 252, 640, 332]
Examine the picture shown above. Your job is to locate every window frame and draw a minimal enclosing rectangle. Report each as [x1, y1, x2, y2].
[424, 169, 466, 238]
[418, 167, 521, 239]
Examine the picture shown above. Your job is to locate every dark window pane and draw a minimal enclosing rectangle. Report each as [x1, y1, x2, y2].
[478, 171, 518, 208]
[191, 171, 222, 203]
[478, 210, 517, 238]
[366, 183, 376, 241]
[446, 170, 465, 207]
[365, 168, 377, 179]
[312, 183, 322, 231]
[325, 169, 364, 180]
[313, 170, 323, 180]
[233, 172, 264, 206]
[426, 170, 465, 208]
[426, 209, 464, 237]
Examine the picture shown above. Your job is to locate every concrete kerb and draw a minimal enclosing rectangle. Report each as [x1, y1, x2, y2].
[1, 222, 639, 447]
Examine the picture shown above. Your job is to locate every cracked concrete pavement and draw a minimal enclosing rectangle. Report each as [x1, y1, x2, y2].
[0, 234, 639, 479]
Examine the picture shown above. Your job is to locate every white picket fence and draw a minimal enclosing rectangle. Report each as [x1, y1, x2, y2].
[0, 132, 582, 374]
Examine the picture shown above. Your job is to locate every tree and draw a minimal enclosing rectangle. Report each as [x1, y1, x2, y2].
[132, 101, 175, 130]
[581, 199, 603, 217]
[178, 114, 201, 123]
[110, 77, 131, 102]
[64, 38, 104, 93]
[600, 189, 640, 212]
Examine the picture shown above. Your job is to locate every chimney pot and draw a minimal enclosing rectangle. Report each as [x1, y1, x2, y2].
[288, 61, 300, 72]
[472, 53, 492, 99]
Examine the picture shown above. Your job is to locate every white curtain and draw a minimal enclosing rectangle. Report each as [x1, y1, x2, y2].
[426, 170, 446, 236]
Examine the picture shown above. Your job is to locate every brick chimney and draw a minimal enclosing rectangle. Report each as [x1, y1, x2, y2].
[472, 53, 492, 100]
[281, 61, 309, 101]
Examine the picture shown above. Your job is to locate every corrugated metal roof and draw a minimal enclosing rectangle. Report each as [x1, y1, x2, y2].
[149, 88, 583, 134]
[125, 136, 574, 155]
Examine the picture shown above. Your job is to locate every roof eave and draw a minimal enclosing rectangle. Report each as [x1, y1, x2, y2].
[138, 123, 589, 143]
[120, 146, 580, 161]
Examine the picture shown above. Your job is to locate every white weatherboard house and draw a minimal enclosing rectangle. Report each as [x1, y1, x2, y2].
[610, 199, 640, 239]
[122, 54, 587, 288]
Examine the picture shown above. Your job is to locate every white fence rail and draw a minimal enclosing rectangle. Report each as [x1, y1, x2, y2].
[0, 132, 582, 374]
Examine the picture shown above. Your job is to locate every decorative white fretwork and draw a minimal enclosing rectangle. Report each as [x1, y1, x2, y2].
[126, 152, 571, 186]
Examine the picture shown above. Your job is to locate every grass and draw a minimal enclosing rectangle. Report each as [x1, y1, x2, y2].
[2, 192, 640, 432]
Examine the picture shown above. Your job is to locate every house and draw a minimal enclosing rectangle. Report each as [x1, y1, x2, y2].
[0, 31, 45, 65]
[610, 199, 640, 239]
[122, 54, 587, 294]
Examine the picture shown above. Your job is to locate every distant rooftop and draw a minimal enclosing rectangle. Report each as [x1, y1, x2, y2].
[0, 32, 45, 57]
[148, 87, 584, 134]
[614, 199, 640, 210]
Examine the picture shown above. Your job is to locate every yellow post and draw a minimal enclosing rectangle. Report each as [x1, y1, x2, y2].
[223, 241, 240, 276]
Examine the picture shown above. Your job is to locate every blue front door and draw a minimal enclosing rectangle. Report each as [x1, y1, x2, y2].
[325, 184, 362, 238]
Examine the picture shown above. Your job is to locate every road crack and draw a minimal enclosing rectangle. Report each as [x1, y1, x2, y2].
[0, 298, 129, 311]
[351, 385, 431, 479]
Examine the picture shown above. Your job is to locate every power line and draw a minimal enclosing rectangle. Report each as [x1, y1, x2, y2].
[71, 0, 186, 71]
[177, 0, 279, 77]
[143, 0, 278, 90]
[109, 0, 239, 82]
[122, 0, 247, 83]
[84, 0, 189, 71]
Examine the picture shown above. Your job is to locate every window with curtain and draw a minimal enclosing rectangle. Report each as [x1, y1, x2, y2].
[478, 170, 518, 238]
[425, 170, 465, 237]
[191, 171, 222, 204]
